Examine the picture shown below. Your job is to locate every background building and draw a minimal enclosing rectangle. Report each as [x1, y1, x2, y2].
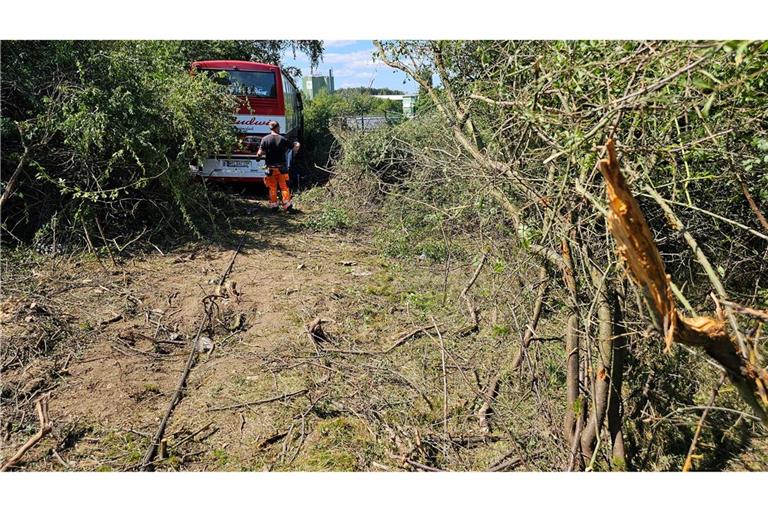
[401, 95, 417, 118]
[302, 70, 335, 100]
[372, 93, 418, 118]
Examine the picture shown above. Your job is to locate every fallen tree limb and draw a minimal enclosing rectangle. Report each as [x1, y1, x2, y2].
[403, 458, 445, 472]
[736, 173, 768, 234]
[140, 238, 244, 469]
[717, 299, 768, 323]
[207, 383, 323, 413]
[319, 325, 438, 356]
[140, 299, 212, 469]
[1, 397, 52, 471]
[597, 139, 768, 422]
[488, 448, 544, 472]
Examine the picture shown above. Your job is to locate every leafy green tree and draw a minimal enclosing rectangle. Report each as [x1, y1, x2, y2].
[335, 86, 405, 96]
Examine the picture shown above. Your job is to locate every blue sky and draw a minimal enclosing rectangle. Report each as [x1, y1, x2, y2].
[282, 40, 418, 93]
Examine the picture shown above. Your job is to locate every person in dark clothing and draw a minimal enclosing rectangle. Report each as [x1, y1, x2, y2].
[256, 120, 300, 211]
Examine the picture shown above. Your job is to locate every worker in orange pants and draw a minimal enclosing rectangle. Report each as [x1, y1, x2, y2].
[257, 120, 300, 211]
[264, 166, 292, 210]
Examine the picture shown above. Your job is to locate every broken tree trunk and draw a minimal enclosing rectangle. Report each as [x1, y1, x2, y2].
[597, 139, 768, 423]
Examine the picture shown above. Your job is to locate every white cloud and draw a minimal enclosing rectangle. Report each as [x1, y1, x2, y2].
[323, 40, 359, 49]
[321, 50, 379, 69]
[314, 50, 384, 85]
[285, 48, 381, 76]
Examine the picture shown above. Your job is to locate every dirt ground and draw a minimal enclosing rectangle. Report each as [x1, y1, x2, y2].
[6, 190, 766, 472]
[2, 191, 525, 471]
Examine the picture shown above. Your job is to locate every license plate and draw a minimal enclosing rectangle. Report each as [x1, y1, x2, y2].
[224, 160, 250, 168]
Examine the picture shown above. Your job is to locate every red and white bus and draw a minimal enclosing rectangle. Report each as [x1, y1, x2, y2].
[190, 60, 303, 182]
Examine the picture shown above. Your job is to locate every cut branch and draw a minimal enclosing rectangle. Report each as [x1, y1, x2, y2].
[207, 384, 322, 412]
[1, 397, 52, 472]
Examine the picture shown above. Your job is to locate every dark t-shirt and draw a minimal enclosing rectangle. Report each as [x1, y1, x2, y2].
[259, 132, 293, 168]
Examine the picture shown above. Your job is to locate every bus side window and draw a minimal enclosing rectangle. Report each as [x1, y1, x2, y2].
[282, 72, 297, 134]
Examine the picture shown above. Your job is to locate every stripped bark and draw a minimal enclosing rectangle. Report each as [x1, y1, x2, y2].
[597, 138, 768, 422]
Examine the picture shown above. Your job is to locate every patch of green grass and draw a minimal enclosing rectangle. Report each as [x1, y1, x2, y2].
[143, 383, 160, 394]
[360, 305, 382, 326]
[231, 375, 248, 388]
[403, 290, 439, 313]
[101, 431, 144, 465]
[491, 324, 511, 337]
[296, 186, 328, 206]
[365, 282, 394, 298]
[290, 417, 375, 471]
[377, 228, 448, 262]
[305, 205, 352, 231]
[211, 448, 229, 466]
[209, 383, 224, 397]
[362, 263, 398, 298]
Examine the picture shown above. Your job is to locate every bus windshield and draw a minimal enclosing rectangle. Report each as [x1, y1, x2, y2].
[208, 70, 277, 98]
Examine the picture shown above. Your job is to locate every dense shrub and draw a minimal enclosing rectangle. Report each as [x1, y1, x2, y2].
[322, 40, 768, 470]
[302, 90, 401, 176]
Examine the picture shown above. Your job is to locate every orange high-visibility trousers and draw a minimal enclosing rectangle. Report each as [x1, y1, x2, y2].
[264, 167, 292, 209]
